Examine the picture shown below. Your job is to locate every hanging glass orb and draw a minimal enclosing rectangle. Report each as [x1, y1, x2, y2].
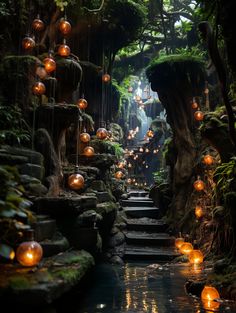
[58, 43, 70, 57]
[188, 249, 204, 265]
[145, 148, 149, 153]
[203, 154, 214, 165]
[102, 73, 111, 83]
[175, 237, 185, 249]
[77, 98, 88, 110]
[194, 110, 204, 121]
[80, 132, 90, 143]
[32, 16, 45, 32]
[22, 36, 35, 51]
[32, 81, 46, 95]
[146, 129, 154, 138]
[59, 18, 72, 35]
[96, 128, 108, 140]
[115, 171, 123, 179]
[68, 173, 84, 190]
[36, 65, 47, 80]
[192, 101, 198, 109]
[179, 242, 193, 255]
[193, 178, 205, 191]
[43, 57, 56, 73]
[83, 146, 95, 157]
[201, 286, 220, 311]
[195, 205, 204, 219]
[139, 147, 144, 152]
[16, 241, 43, 267]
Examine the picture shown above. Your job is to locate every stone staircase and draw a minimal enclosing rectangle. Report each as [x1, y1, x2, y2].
[122, 190, 178, 261]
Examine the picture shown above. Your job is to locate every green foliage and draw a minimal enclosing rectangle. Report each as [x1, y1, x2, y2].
[153, 169, 167, 186]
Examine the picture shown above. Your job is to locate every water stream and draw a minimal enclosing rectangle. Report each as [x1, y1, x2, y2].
[56, 262, 236, 313]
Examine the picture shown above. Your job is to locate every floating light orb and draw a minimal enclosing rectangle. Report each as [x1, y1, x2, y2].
[80, 132, 90, 143]
[139, 147, 144, 152]
[16, 241, 43, 267]
[195, 205, 204, 219]
[115, 171, 123, 179]
[68, 173, 84, 190]
[83, 146, 94, 157]
[58, 43, 70, 57]
[96, 128, 108, 140]
[194, 110, 204, 121]
[192, 100, 198, 109]
[146, 129, 154, 138]
[145, 148, 149, 153]
[59, 18, 72, 35]
[77, 98, 88, 110]
[175, 237, 185, 249]
[102, 73, 111, 83]
[32, 81, 46, 95]
[203, 154, 214, 166]
[201, 286, 220, 311]
[22, 36, 35, 51]
[32, 17, 44, 31]
[179, 242, 193, 255]
[193, 179, 205, 191]
[188, 249, 204, 264]
[204, 88, 209, 94]
[43, 57, 56, 73]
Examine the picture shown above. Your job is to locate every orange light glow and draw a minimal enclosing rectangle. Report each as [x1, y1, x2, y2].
[96, 128, 108, 140]
[195, 205, 204, 219]
[102, 74, 111, 82]
[58, 44, 70, 57]
[68, 173, 84, 190]
[188, 249, 204, 264]
[59, 19, 71, 35]
[115, 171, 123, 179]
[146, 129, 154, 138]
[201, 286, 220, 311]
[77, 98, 88, 110]
[32, 17, 44, 31]
[22, 36, 35, 51]
[193, 179, 205, 191]
[80, 132, 90, 143]
[203, 154, 214, 165]
[179, 242, 193, 255]
[175, 237, 185, 249]
[43, 57, 56, 73]
[194, 110, 204, 121]
[16, 241, 43, 266]
[83, 146, 95, 157]
[32, 82, 46, 95]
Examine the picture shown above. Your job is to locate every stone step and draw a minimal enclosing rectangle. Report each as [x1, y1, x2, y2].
[128, 197, 152, 202]
[32, 215, 57, 242]
[126, 218, 168, 232]
[128, 190, 149, 197]
[40, 232, 69, 257]
[121, 199, 154, 207]
[125, 231, 175, 246]
[124, 245, 179, 261]
[124, 207, 159, 219]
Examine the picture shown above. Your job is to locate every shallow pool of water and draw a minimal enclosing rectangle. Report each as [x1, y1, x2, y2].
[56, 262, 236, 313]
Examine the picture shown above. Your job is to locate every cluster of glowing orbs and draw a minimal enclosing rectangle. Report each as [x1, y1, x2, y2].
[102, 74, 111, 83]
[16, 241, 43, 267]
[115, 171, 124, 179]
[195, 205, 204, 219]
[96, 128, 108, 140]
[194, 110, 204, 121]
[58, 43, 70, 57]
[68, 173, 84, 190]
[175, 237, 185, 249]
[59, 19, 72, 35]
[83, 146, 95, 157]
[80, 132, 90, 143]
[22, 36, 35, 51]
[188, 249, 204, 265]
[201, 286, 220, 311]
[77, 98, 88, 110]
[193, 179, 205, 191]
[203, 154, 214, 165]
[179, 242, 193, 255]
[32, 82, 46, 95]
[146, 129, 154, 138]
[32, 17, 45, 32]
[43, 57, 56, 73]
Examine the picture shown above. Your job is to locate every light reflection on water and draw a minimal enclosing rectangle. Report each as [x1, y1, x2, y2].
[73, 262, 235, 313]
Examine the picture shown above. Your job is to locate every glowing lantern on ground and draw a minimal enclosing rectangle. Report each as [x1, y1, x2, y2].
[80, 132, 90, 143]
[201, 286, 220, 311]
[203, 154, 214, 166]
[32, 16, 44, 31]
[16, 231, 43, 267]
[115, 171, 123, 179]
[59, 18, 71, 35]
[102, 73, 111, 82]
[36, 65, 47, 80]
[146, 129, 154, 138]
[58, 43, 70, 57]
[194, 110, 204, 121]
[96, 128, 108, 140]
[77, 98, 88, 110]
[195, 205, 204, 219]
[32, 82, 46, 95]
[83, 146, 94, 157]
[22, 36, 35, 51]
[43, 57, 56, 73]
[175, 237, 185, 249]
[193, 178, 205, 191]
[179, 242, 193, 255]
[68, 172, 84, 190]
[188, 249, 204, 264]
